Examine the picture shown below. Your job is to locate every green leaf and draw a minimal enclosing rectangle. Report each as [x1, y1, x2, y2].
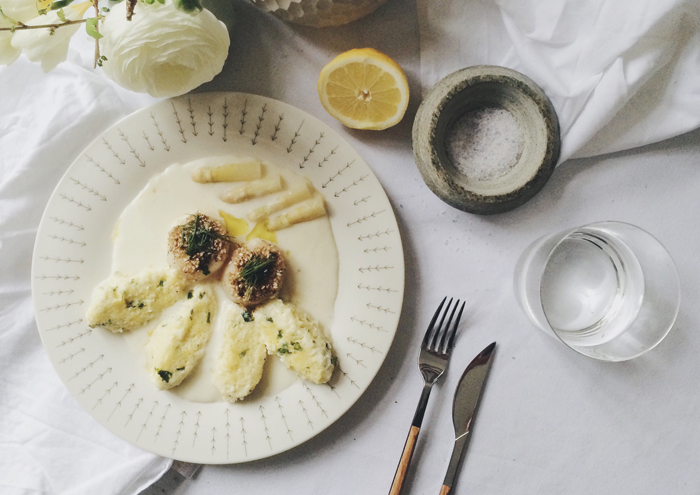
[56, 8, 66, 22]
[157, 369, 172, 383]
[0, 5, 19, 26]
[173, 0, 202, 14]
[86, 17, 102, 39]
[50, 0, 74, 11]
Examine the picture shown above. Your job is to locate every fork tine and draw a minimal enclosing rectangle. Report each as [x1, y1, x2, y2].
[422, 297, 446, 347]
[437, 299, 460, 354]
[429, 297, 453, 350]
[444, 301, 465, 353]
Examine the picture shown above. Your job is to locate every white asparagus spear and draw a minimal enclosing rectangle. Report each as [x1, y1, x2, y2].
[268, 194, 326, 231]
[247, 180, 314, 222]
[221, 174, 283, 204]
[191, 159, 262, 183]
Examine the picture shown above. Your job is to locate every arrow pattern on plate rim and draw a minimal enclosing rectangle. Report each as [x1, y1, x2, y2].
[59, 194, 91, 211]
[240, 417, 248, 456]
[36, 274, 79, 281]
[271, 114, 283, 141]
[40, 257, 83, 264]
[102, 138, 125, 165]
[40, 300, 84, 312]
[108, 383, 134, 421]
[187, 98, 198, 137]
[357, 284, 397, 293]
[85, 155, 121, 184]
[304, 384, 327, 418]
[68, 354, 103, 381]
[118, 129, 146, 167]
[222, 98, 229, 142]
[46, 319, 82, 331]
[298, 400, 313, 430]
[346, 353, 366, 368]
[43, 288, 76, 296]
[48, 235, 86, 247]
[81, 367, 112, 395]
[350, 316, 386, 332]
[337, 366, 360, 390]
[366, 303, 395, 314]
[298, 132, 323, 168]
[317, 146, 337, 168]
[260, 405, 272, 450]
[49, 216, 85, 230]
[252, 104, 266, 144]
[136, 400, 158, 441]
[172, 411, 186, 455]
[150, 112, 170, 151]
[142, 130, 154, 151]
[154, 404, 170, 442]
[192, 411, 201, 447]
[321, 160, 353, 189]
[125, 397, 143, 426]
[92, 381, 118, 410]
[347, 336, 382, 354]
[238, 98, 248, 136]
[172, 102, 187, 144]
[225, 409, 231, 458]
[358, 229, 393, 241]
[275, 396, 293, 442]
[347, 210, 385, 227]
[207, 106, 215, 136]
[334, 174, 367, 197]
[56, 329, 91, 347]
[59, 348, 85, 365]
[286, 120, 303, 153]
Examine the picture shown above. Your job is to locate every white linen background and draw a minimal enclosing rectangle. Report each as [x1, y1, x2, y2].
[417, 0, 700, 162]
[3, 0, 700, 494]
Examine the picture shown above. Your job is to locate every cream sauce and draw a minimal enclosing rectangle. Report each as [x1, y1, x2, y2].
[113, 156, 339, 403]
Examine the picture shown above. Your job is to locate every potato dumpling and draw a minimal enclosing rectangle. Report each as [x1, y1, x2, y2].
[222, 239, 286, 307]
[167, 213, 232, 281]
[146, 285, 216, 390]
[86, 268, 187, 333]
[255, 299, 335, 384]
[213, 305, 267, 402]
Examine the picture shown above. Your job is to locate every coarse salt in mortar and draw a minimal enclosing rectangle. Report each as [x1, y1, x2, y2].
[445, 106, 524, 182]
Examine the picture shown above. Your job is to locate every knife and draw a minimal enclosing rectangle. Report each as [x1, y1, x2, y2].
[439, 342, 496, 495]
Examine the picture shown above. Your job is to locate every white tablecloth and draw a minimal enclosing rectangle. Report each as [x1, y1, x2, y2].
[3, 0, 700, 494]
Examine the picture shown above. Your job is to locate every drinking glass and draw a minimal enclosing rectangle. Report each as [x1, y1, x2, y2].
[514, 221, 680, 361]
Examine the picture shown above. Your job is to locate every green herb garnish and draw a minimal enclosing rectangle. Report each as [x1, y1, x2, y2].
[158, 280, 164, 287]
[176, 367, 185, 371]
[330, 356, 338, 366]
[207, 312, 211, 323]
[267, 317, 274, 323]
[277, 343, 289, 355]
[239, 349, 248, 357]
[187, 291, 193, 299]
[238, 253, 278, 299]
[242, 311, 253, 322]
[157, 369, 173, 383]
[291, 341, 302, 351]
[277, 330, 282, 339]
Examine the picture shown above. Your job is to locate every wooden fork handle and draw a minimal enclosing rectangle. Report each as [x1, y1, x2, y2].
[389, 426, 420, 495]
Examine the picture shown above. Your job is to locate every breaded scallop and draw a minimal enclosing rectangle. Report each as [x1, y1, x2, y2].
[222, 239, 286, 307]
[167, 213, 231, 281]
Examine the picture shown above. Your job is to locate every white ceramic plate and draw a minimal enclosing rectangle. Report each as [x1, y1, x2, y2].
[31, 92, 404, 464]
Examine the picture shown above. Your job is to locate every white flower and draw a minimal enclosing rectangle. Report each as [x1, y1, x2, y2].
[0, 20, 21, 66]
[10, 2, 91, 73]
[1, 0, 42, 24]
[100, 1, 230, 98]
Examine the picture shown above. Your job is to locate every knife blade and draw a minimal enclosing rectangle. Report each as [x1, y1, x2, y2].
[439, 342, 496, 495]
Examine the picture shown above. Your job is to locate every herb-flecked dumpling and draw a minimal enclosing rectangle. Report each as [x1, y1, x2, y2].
[86, 268, 187, 333]
[254, 299, 335, 384]
[146, 285, 216, 390]
[213, 305, 267, 402]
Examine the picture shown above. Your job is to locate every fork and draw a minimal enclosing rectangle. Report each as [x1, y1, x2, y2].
[389, 297, 465, 495]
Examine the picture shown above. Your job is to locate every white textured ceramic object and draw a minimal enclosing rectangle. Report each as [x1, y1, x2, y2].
[251, 0, 389, 27]
[31, 92, 404, 464]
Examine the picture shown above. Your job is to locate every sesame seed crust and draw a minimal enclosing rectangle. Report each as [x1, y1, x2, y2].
[223, 240, 286, 307]
[167, 214, 231, 281]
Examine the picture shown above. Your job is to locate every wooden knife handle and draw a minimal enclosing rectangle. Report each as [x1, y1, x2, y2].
[439, 485, 451, 495]
[389, 425, 420, 495]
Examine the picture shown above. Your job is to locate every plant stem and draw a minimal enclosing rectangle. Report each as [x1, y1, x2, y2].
[0, 18, 87, 31]
[92, 0, 99, 69]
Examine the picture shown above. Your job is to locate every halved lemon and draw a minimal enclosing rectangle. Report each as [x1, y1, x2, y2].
[318, 48, 410, 130]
